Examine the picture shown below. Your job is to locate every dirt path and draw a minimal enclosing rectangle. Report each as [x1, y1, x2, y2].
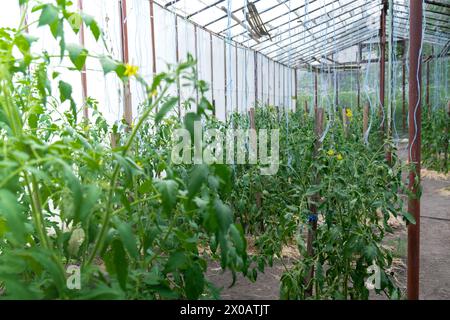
[207, 140, 450, 300]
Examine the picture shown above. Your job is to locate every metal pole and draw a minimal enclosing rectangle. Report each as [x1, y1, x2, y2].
[294, 68, 298, 110]
[314, 70, 318, 113]
[235, 45, 238, 113]
[380, 0, 387, 129]
[402, 40, 407, 131]
[149, 0, 158, 113]
[357, 47, 361, 110]
[386, 0, 394, 164]
[119, 0, 132, 127]
[78, 0, 88, 119]
[254, 51, 258, 106]
[224, 41, 227, 119]
[175, 16, 181, 118]
[426, 58, 430, 116]
[407, 0, 422, 301]
[149, 0, 157, 75]
[210, 33, 215, 117]
[194, 25, 199, 106]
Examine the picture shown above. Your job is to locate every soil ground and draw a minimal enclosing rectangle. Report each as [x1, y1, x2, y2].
[206, 140, 450, 300]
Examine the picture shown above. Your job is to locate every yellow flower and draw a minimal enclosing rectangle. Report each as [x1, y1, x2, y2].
[124, 64, 139, 77]
[345, 108, 353, 118]
[337, 153, 343, 161]
[136, 161, 142, 167]
[327, 149, 335, 156]
[150, 89, 158, 97]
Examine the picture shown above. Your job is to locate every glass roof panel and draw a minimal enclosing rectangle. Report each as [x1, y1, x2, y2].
[155, 0, 450, 66]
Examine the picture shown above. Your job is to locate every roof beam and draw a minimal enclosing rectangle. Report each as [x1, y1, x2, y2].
[245, 0, 365, 50]
[187, 0, 224, 19]
[425, 0, 450, 9]
[267, 6, 381, 61]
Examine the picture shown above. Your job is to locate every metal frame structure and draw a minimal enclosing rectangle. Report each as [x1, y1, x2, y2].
[155, 0, 449, 68]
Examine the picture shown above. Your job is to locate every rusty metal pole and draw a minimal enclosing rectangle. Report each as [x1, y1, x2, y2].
[380, 1, 387, 130]
[407, 0, 422, 301]
[402, 40, 407, 131]
[119, 0, 132, 127]
[426, 58, 430, 117]
[314, 70, 318, 113]
[78, 0, 88, 119]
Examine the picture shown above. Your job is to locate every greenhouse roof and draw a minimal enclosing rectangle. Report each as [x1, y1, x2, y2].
[155, 0, 450, 68]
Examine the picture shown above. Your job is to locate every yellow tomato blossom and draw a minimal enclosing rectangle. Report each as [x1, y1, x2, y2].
[124, 64, 139, 77]
[337, 153, 343, 161]
[345, 108, 353, 118]
[327, 149, 335, 156]
[150, 89, 158, 97]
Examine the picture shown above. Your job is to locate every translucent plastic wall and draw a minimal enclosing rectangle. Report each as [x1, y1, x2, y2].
[1, 1, 296, 125]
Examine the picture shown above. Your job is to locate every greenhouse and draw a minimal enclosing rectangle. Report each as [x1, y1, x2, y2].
[0, 0, 448, 304]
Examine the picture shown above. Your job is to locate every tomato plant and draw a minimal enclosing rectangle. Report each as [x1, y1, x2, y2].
[0, 0, 247, 299]
[422, 105, 449, 173]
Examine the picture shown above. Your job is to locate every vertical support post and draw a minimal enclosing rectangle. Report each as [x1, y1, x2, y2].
[314, 70, 318, 113]
[363, 102, 369, 139]
[402, 40, 407, 131]
[224, 41, 228, 119]
[444, 100, 450, 170]
[149, 0, 157, 113]
[235, 45, 238, 113]
[254, 52, 258, 107]
[194, 25, 199, 106]
[426, 58, 430, 116]
[261, 56, 264, 106]
[380, 0, 387, 129]
[335, 68, 339, 108]
[294, 68, 298, 111]
[357, 45, 361, 110]
[175, 15, 181, 118]
[210, 33, 215, 117]
[445, 100, 450, 170]
[78, 0, 88, 119]
[119, 0, 132, 127]
[386, 0, 394, 164]
[407, 0, 422, 301]
[273, 61, 276, 106]
[305, 107, 324, 297]
[149, 0, 157, 76]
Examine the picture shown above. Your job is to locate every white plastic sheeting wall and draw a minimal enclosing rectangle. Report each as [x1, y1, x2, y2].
[1, 0, 296, 124]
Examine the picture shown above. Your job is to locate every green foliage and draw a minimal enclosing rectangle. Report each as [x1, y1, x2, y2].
[0, 0, 246, 300]
[422, 106, 449, 173]
[227, 105, 406, 299]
